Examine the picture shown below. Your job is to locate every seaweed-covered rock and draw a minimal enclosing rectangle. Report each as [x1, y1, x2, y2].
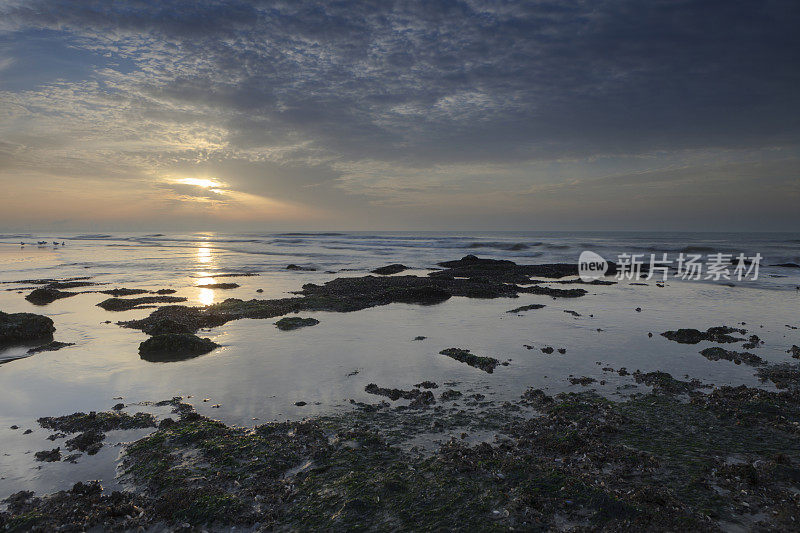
[632, 371, 708, 394]
[38, 411, 157, 433]
[65, 429, 105, 455]
[371, 264, 409, 275]
[97, 295, 187, 311]
[699, 347, 765, 366]
[757, 362, 800, 390]
[26, 341, 74, 355]
[0, 311, 55, 344]
[25, 288, 77, 305]
[363, 384, 436, 407]
[122, 257, 588, 334]
[286, 264, 316, 271]
[196, 283, 239, 289]
[440, 389, 463, 401]
[506, 304, 546, 313]
[34, 448, 61, 462]
[275, 317, 320, 330]
[439, 348, 499, 373]
[569, 376, 597, 386]
[99, 288, 150, 296]
[661, 326, 747, 344]
[141, 318, 192, 336]
[138, 334, 218, 362]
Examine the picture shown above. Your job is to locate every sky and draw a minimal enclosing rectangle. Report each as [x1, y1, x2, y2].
[0, 0, 798, 232]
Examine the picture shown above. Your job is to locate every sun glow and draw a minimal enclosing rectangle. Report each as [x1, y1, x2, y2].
[177, 177, 225, 188]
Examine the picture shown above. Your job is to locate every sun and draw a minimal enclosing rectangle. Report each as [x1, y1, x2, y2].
[176, 177, 225, 188]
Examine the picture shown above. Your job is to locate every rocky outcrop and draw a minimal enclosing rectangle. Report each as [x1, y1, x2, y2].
[0, 311, 55, 344]
[371, 264, 409, 275]
[138, 334, 219, 362]
[25, 288, 78, 305]
[275, 317, 320, 330]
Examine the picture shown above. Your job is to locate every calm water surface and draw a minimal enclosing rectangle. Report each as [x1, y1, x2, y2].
[0, 231, 798, 498]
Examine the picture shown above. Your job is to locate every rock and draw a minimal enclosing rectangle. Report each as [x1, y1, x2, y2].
[112, 403, 125, 411]
[414, 381, 438, 389]
[564, 310, 581, 317]
[742, 334, 763, 349]
[632, 370, 708, 394]
[439, 348, 499, 373]
[408, 391, 436, 408]
[121, 257, 591, 335]
[44, 281, 95, 289]
[0, 311, 55, 345]
[506, 304, 546, 313]
[141, 318, 192, 336]
[295, 401, 307, 406]
[700, 347, 765, 366]
[26, 341, 75, 355]
[65, 429, 105, 455]
[541, 347, 554, 354]
[413, 336, 427, 341]
[365, 384, 436, 407]
[569, 376, 597, 386]
[196, 283, 239, 289]
[387, 285, 452, 305]
[38, 411, 157, 433]
[97, 296, 187, 311]
[138, 334, 219, 362]
[25, 288, 78, 305]
[661, 326, 747, 344]
[371, 264, 409, 275]
[286, 264, 317, 271]
[756, 363, 800, 389]
[788, 345, 800, 359]
[773, 263, 800, 268]
[440, 389, 463, 401]
[275, 317, 320, 330]
[99, 288, 150, 296]
[34, 448, 61, 462]
[155, 289, 176, 294]
[557, 348, 566, 354]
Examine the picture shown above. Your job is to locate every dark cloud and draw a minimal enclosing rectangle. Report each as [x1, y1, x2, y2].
[0, 0, 798, 229]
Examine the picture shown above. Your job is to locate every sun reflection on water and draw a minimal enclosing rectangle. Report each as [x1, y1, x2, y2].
[195, 242, 216, 305]
[196, 244, 212, 264]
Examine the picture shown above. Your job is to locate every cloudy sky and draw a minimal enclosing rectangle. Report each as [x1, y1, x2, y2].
[1, 0, 798, 231]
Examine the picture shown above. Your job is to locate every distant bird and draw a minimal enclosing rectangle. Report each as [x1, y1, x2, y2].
[37, 240, 47, 245]
[52, 241, 60, 246]
[19, 241, 24, 246]
[62, 242, 66, 246]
